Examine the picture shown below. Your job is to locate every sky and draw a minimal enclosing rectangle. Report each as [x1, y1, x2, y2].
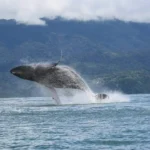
[0, 0, 150, 25]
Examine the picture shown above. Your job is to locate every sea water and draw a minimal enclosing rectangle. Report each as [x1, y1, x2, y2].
[0, 94, 150, 150]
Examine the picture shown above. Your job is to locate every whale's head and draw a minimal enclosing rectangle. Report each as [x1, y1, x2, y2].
[10, 64, 57, 82]
[10, 65, 36, 81]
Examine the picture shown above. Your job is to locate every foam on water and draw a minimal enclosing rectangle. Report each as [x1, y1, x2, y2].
[35, 86, 130, 105]
[35, 89, 129, 105]
[58, 91, 95, 105]
[60, 91, 129, 105]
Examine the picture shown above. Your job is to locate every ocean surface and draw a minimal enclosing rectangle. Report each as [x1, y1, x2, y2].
[0, 94, 150, 150]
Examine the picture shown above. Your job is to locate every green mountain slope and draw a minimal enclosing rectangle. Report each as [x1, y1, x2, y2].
[0, 19, 150, 96]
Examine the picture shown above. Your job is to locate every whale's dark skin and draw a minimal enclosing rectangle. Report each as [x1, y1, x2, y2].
[10, 64, 89, 104]
[95, 93, 109, 100]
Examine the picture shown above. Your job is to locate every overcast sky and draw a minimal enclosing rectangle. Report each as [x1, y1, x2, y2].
[0, 0, 150, 25]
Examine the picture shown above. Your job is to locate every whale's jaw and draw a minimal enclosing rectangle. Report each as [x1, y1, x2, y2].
[10, 66, 35, 81]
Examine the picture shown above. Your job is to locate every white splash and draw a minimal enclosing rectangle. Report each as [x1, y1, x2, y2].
[36, 85, 129, 105]
[58, 90, 96, 105]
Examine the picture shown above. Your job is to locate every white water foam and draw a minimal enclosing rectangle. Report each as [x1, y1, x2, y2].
[37, 87, 129, 105]
[31, 74, 129, 105]
[58, 90, 96, 105]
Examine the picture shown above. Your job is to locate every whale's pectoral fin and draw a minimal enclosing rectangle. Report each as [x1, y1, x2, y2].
[49, 87, 61, 105]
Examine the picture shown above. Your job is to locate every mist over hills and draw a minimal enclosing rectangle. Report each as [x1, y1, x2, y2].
[0, 19, 150, 96]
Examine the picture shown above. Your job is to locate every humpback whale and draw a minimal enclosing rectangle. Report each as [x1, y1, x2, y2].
[10, 63, 91, 104]
[10, 50, 108, 104]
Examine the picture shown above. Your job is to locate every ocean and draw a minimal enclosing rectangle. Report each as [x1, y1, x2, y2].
[0, 94, 150, 150]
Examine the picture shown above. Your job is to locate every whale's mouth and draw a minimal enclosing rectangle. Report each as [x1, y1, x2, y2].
[10, 68, 16, 75]
[10, 67, 23, 76]
[11, 70, 23, 76]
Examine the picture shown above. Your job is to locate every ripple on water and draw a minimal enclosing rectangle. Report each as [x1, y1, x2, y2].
[0, 95, 150, 150]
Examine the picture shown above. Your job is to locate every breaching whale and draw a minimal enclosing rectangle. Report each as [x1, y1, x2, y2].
[10, 51, 109, 105]
[10, 62, 93, 104]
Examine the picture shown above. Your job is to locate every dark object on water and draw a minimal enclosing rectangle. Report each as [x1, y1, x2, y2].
[95, 93, 109, 100]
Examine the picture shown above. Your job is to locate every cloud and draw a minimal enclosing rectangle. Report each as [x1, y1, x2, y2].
[0, 0, 150, 25]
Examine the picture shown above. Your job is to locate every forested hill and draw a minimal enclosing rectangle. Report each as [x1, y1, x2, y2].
[0, 19, 150, 96]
